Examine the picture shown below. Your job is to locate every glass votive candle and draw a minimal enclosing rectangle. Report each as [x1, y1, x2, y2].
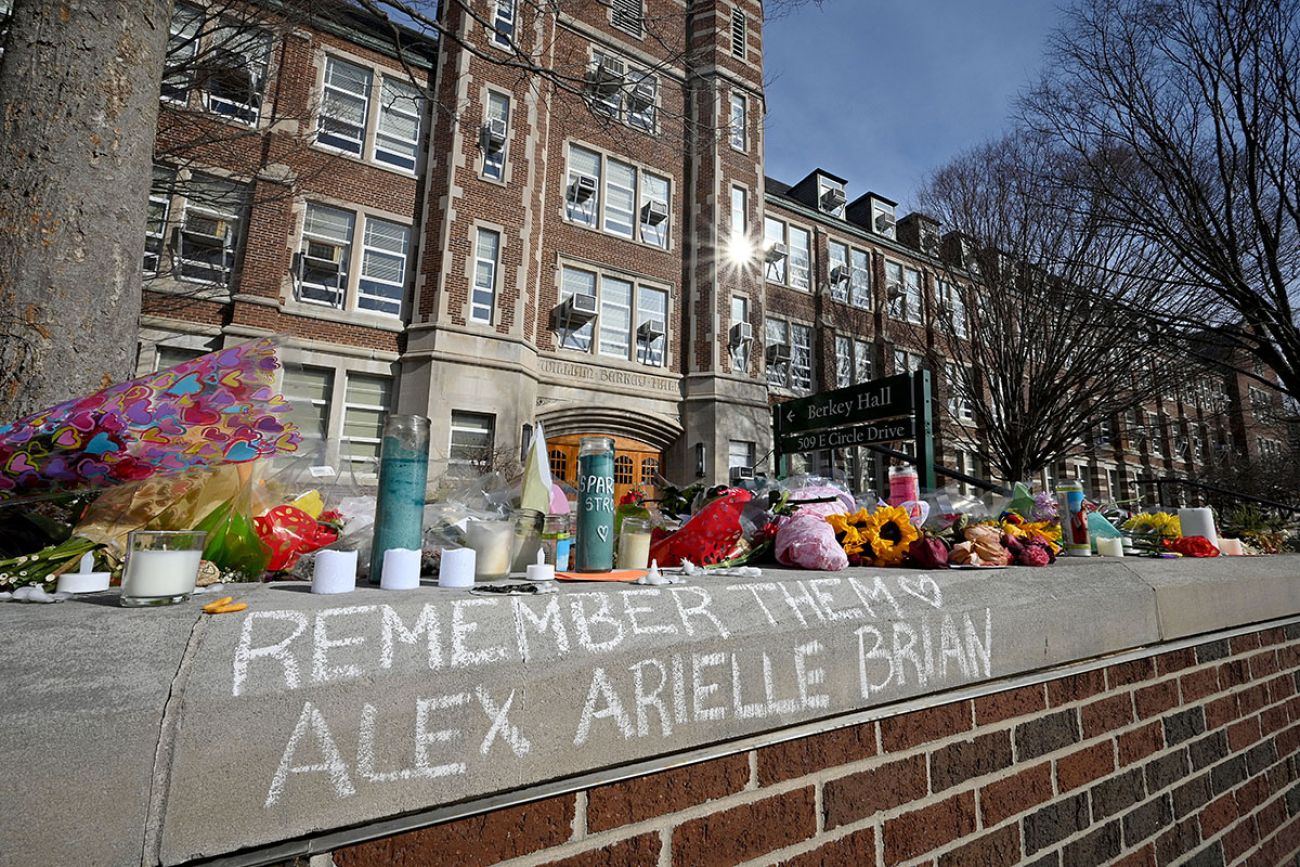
[1096, 536, 1125, 557]
[510, 508, 545, 573]
[120, 530, 207, 607]
[617, 517, 654, 570]
[466, 520, 513, 580]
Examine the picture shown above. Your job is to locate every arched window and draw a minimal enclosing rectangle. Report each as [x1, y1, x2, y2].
[614, 454, 634, 484]
[640, 457, 659, 483]
[549, 448, 568, 481]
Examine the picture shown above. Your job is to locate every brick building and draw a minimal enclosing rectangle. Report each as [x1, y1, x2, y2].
[133, 0, 1290, 502]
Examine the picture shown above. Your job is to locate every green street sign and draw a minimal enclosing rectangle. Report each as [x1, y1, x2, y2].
[778, 418, 915, 455]
[776, 373, 912, 434]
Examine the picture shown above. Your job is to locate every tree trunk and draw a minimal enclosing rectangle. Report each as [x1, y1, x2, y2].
[0, 0, 171, 420]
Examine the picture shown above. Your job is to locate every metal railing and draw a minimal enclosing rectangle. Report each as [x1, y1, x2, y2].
[1135, 477, 1300, 522]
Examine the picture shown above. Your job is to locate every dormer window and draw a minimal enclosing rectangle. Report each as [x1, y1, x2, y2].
[872, 199, 897, 238]
[611, 0, 644, 37]
[818, 177, 846, 217]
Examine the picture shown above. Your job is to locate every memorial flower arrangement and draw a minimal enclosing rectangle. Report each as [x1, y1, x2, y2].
[826, 505, 919, 567]
[1123, 511, 1182, 538]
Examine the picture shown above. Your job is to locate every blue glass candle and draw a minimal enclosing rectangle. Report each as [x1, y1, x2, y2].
[575, 436, 615, 572]
[369, 414, 431, 584]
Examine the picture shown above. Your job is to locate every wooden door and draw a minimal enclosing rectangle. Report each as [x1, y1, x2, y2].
[549, 434, 660, 504]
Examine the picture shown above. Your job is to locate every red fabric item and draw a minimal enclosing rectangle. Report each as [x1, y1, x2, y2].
[1163, 535, 1220, 557]
[647, 488, 753, 567]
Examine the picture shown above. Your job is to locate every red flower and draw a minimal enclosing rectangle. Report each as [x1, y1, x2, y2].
[1162, 536, 1220, 558]
[908, 536, 949, 569]
[1017, 545, 1051, 567]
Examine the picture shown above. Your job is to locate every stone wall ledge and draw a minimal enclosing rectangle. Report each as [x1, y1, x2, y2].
[3, 555, 1298, 867]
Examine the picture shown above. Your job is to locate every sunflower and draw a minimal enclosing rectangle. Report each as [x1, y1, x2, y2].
[827, 509, 873, 563]
[863, 505, 920, 566]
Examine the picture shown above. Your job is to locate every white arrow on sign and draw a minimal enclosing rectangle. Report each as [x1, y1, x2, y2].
[786, 409, 796, 422]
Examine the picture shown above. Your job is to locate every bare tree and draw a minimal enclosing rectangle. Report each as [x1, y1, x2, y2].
[1025, 0, 1300, 402]
[920, 132, 1208, 482]
[0, 0, 171, 419]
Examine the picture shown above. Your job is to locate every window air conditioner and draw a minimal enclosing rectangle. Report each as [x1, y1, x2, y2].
[820, 188, 846, 213]
[829, 264, 849, 285]
[729, 465, 755, 482]
[627, 78, 655, 111]
[637, 319, 665, 341]
[764, 241, 788, 263]
[729, 321, 753, 345]
[552, 292, 599, 331]
[641, 200, 668, 226]
[885, 279, 905, 301]
[182, 214, 230, 243]
[766, 342, 792, 365]
[304, 240, 345, 265]
[875, 212, 896, 234]
[480, 117, 508, 152]
[568, 174, 598, 204]
[586, 60, 625, 99]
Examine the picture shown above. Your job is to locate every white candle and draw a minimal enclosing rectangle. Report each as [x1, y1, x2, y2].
[525, 549, 555, 582]
[439, 547, 476, 588]
[312, 550, 358, 594]
[617, 530, 653, 570]
[1178, 507, 1219, 549]
[467, 521, 513, 580]
[122, 550, 202, 598]
[380, 548, 421, 590]
[1220, 538, 1244, 556]
[1096, 536, 1125, 557]
[58, 552, 111, 594]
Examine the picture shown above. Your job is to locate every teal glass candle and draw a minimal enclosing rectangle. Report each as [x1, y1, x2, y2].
[368, 414, 431, 584]
[575, 436, 615, 572]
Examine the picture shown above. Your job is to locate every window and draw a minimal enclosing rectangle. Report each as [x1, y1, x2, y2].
[791, 323, 813, 392]
[341, 374, 392, 467]
[893, 349, 924, 374]
[1249, 386, 1272, 411]
[1107, 468, 1120, 500]
[471, 228, 500, 324]
[557, 265, 669, 367]
[764, 218, 786, 283]
[731, 9, 747, 59]
[298, 204, 354, 308]
[1150, 414, 1166, 456]
[729, 93, 746, 151]
[765, 318, 789, 388]
[902, 267, 924, 324]
[200, 22, 271, 124]
[885, 260, 904, 317]
[730, 186, 747, 241]
[603, 158, 637, 239]
[296, 204, 412, 316]
[549, 449, 569, 480]
[358, 218, 410, 315]
[492, 0, 516, 48]
[835, 337, 873, 388]
[481, 91, 510, 181]
[144, 167, 175, 275]
[947, 363, 973, 421]
[1259, 438, 1283, 460]
[169, 173, 249, 286]
[849, 248, 871, 308]
[828, 242, 849, 303]
[613, 455, 635, 484]
[154, 346, 206, 371]
[937, 280, 967, 337]
[788, 226, 811, 290]
[729, 440, 756, 470]
[162, 3, 203, 102]
[282, 366, 334, 458]
[375, 78, 422, 171]
[612, 0, 644, 36]
[641, 456, 659, 481]
[854, 339, 872, 383]
[449, 412, 496, 476]
[589, 49, 657, 133]
[565, 144, 670, 248]
[318, 56, 372, 156]
[731, 295, 750, 372]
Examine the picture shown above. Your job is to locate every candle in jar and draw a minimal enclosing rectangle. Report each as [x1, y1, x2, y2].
[122, 550, 203, 598]
[617, 517, 653, 570]
[1096, 536, 1125, 557]
[467, 520, 513, 580]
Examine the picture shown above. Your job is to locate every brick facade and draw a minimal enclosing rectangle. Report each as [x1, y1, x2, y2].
[332, 622, 1300, 867]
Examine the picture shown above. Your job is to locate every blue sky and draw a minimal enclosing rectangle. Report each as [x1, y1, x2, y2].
[762, 1, 1065, 213]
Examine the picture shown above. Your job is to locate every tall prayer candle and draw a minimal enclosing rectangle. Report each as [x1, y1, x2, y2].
[369, 414, 430, 584]
[575, 436, 615, 572]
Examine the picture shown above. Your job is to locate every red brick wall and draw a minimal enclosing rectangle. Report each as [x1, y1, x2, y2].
[333, 622, 1300, 867]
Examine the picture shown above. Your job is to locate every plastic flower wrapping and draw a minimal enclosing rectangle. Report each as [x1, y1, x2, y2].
[0, 338, 299, 501]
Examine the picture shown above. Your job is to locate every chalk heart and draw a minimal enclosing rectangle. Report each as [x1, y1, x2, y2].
[596, 525, 609, 543]
[897, 574, 943, 609]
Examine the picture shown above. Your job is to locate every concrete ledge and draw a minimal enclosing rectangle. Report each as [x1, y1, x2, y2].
[0, 556, 1296, 867]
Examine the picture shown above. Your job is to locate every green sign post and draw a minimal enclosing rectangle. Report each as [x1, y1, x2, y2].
[772, 370, 935, 490]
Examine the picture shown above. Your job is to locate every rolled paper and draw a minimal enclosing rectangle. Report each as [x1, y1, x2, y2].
[1178, 507, 1219, 550]
[380, 547, 421, 590]
[1096, 536, 1125, 558]
[439, 547, 476, 588]
[311, 549, 358, 595]
[526, 549, 555, 583]
[1219, 538, 1244, 556]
